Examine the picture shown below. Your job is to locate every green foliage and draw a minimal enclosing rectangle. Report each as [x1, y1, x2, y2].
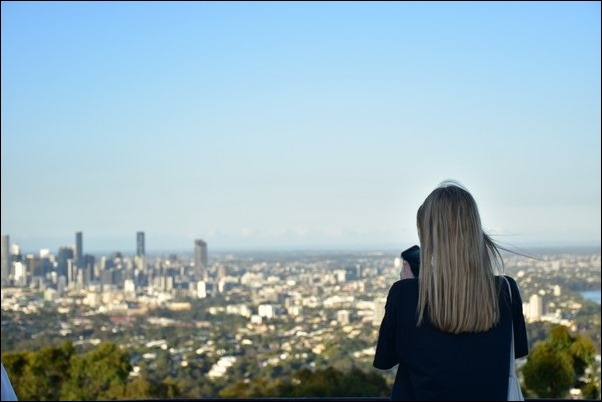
[569, 336, 596, 376]
[581, 376, 601, 400]
[3, 340, 389, 400]
[60, 341, 132, 400]
[219, 376, 278, 398]
[121, 377, 153, 399]
[548, 325, 573, 350]
[151, 375, 181, 398]
[2, 340, 133, 401]
[280, 366, 389, 397]
[219, 366, 389, 398]
[2, 340, 75, 401]
[522, 324, 597, 399]
[523, 341, 574, 398]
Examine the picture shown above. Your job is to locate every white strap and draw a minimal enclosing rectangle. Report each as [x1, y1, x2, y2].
[504, 277, 516, 360]
[504, 276, 524, 400]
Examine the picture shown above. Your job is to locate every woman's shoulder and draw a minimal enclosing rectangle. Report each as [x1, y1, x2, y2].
[393, 277, 419, 287]
[496, 275, 523, 305]
[389, 277, 419, 297]
[496, 274, 519, 289]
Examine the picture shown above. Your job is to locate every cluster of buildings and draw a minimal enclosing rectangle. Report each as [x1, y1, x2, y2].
[1, 233, 599, 326]
[1, 232, 600, 382]
[1, 232, 208, 300]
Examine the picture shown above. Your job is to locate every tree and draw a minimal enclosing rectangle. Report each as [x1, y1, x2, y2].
[219, 376, 277, 397]
[2, 340, 75, 401]
[60, 342, 132, 400]
[582, 372, 601, 400]
[523, 325, 597, 398]
[218, 366, 389, 398]
[281, 366, 389, 397]
[523, 341, 574, 398]
[123, 377, 154, 399]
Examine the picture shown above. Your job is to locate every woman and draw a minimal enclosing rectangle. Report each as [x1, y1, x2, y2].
[374, 180, 528, 400]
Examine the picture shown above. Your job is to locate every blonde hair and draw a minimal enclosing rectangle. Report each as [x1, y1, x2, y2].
[416, 180, 503, 333]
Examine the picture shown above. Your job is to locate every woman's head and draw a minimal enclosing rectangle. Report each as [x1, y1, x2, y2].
[416, 180, 501, 333]
[417, 180, 484, 262]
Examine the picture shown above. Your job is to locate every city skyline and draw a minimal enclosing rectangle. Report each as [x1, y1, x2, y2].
[1, 229, 600, 257]
[1, 2, 600, 251]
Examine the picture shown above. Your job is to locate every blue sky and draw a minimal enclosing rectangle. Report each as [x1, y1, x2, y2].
[1, 1, 600, 253]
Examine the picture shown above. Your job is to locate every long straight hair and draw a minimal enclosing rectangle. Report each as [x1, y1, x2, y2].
[416, 180, 503, 333]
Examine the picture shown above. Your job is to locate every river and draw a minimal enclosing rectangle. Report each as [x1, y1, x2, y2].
[579, 290, 601, 305]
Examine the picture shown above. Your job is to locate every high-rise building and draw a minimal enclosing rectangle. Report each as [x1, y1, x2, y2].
[136, 231, 145, 257]
[194, 239, 208, 280]
[75, 231, 83, 269]
[1, 234, 10, 285]
[57, 246, 74, 279]
[528, 294, 544, 321]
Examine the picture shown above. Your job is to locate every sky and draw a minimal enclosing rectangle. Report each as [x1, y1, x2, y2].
[1, 1, 600, 254]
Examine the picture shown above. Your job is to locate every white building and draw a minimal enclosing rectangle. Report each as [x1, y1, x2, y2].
[527, 294, 544, 321]
[196, 280, 207, 299]
[258, 304, 274, 318]
[373, 297, 386, 326]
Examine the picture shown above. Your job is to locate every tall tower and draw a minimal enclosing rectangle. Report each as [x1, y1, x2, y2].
[136, 231, 145, 257]
[194, 239, 208, 280]
[1, 234, 10, 285]
[75, 231, 83, 268]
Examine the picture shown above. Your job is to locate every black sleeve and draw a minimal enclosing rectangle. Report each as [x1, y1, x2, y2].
[373, 284, 400, 370]
[506, 275, 529, 358]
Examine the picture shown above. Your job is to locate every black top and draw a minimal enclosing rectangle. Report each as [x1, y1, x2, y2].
[373, 275, 528, 401]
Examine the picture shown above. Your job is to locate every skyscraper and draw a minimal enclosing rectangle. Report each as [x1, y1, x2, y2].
[1, 234, 10, 285]
[75, 231, 83, 269]
[57, 246, 74, 279]
[194, 239, 208, 280]
[136, 231, 145, 257]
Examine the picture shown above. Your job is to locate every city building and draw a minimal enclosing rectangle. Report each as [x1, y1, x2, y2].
[194, 239, 208, 280]
[136, 231, 145, 257]
[75, 231, 83, 269]
[528, 294, 544, 322]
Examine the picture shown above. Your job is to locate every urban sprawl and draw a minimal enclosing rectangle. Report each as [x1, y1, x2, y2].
[1, 232, 600, 388]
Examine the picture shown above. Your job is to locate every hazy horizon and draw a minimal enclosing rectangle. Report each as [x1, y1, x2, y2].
[3, 232, 600, 257]
[2, 2, 600, 252]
